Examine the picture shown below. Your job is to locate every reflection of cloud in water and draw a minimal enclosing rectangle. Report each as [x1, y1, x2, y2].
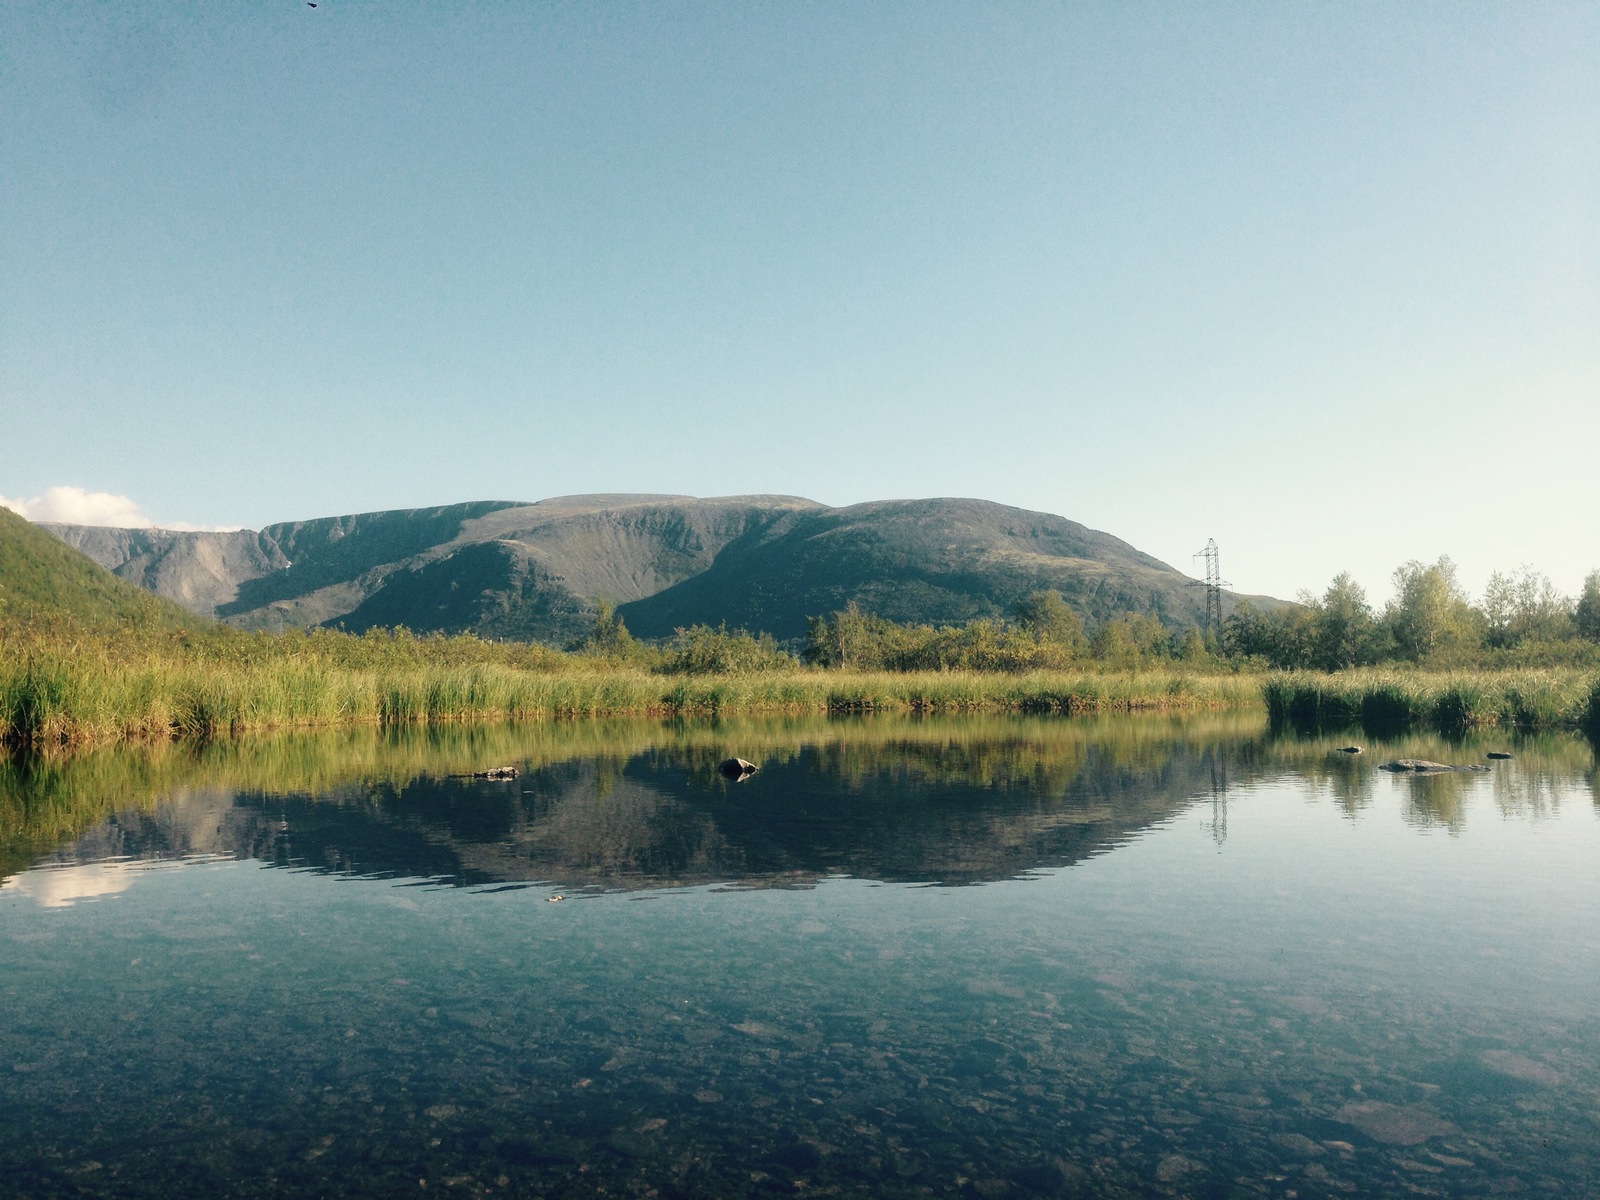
[0, 859, 181, 908]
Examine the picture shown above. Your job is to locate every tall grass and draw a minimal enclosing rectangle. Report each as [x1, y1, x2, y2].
[0, 640, 1261, 748]
[9, 623, 1598, 749]
[1263, 668, 1600, 732]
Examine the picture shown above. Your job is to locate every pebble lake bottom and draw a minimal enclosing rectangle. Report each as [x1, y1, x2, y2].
[1, 716, 1597, 1198]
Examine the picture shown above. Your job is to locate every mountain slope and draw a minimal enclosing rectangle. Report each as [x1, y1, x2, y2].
[333, 496, 822, 642]
[46, 525, 290, 616]
[616, 498, 1209, 638]
[44, 494, 1278, 642]
[0, 506, 204, 635]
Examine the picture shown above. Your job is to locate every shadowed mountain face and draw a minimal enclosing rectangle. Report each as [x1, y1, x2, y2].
[617, 498, 1215, 637]
[42, 494, 1276, 642]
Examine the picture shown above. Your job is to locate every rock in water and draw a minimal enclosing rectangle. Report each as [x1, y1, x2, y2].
[475, 766, 520, 780]
[719, 757, 758, 781]
[1334, 1101, 1458, 1145]
[1380, 759, 1488, 774]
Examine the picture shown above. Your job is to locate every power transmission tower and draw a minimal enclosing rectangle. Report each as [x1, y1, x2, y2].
[1192, 538, 1230, 645]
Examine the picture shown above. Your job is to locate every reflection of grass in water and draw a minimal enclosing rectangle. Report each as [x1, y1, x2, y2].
[1264, 724, 1600, 828]
[5, 709, 1593, 872]
[0, 712, 1268, 866]
[675, 709, 1267, 792]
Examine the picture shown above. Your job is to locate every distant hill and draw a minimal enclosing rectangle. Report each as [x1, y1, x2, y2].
[42, 494, 1281, 643]
[0, 505, 203, 636]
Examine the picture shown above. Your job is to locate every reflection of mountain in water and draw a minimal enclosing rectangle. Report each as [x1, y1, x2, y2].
[24, 742, 1241, 891]
[9, 717, 1594, 894]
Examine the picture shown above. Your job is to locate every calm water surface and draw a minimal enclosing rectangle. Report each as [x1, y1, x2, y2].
[1, 714, 1597, 1198]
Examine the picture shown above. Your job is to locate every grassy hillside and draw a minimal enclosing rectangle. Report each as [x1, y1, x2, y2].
[0, 507, 204, 637]
[332, 540, 595, 643]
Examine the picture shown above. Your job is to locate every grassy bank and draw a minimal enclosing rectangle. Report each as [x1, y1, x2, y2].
[1263, 668, 1600, 732]
[0, 646, 1260, 747]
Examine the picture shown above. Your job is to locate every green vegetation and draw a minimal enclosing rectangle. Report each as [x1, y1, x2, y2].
[1226, 558, 1600, 671]
[798, 558, 1600, 681]
[0, 505, 202, 637]
[1262, 669, 1600, 733]
[0, 623, 1258, 747]
[801, 595, 1200, 672]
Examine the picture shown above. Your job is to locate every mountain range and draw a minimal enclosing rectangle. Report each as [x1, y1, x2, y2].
[41, 494, 1275, 644]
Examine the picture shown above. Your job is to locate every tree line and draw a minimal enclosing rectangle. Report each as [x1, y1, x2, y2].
[1223, 560, 1600, 671]
[579, 560, 1600, 675]
[579, 592, 1212, 672]
[799, 594, 1211, 671]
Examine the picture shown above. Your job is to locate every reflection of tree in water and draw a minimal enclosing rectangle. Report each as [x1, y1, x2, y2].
[6, 714, 1599, 889]
[1317, 759, 1379, 819]
[1397, 772, 1471, 834]
[3, 720, 1273, 890]
[1262, 725, 1599, 828]
[1491, 765, 1564, 821]
[1583, 732, 1600, 812]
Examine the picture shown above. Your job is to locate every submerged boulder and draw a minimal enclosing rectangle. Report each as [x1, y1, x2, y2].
[718, 757, 758, 781]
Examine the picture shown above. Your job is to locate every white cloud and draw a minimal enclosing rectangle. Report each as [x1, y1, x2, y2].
[0, 486, 240, 531]
[1, 485, 153, 527]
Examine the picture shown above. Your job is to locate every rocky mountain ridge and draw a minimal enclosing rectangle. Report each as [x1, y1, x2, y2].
[42, 494, 1275, 643]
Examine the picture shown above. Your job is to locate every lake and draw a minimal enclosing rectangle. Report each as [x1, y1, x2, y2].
[2, 713, 1597, 1198]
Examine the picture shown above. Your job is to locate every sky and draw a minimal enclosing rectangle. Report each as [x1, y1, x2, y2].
[1, 2, 1596, 606]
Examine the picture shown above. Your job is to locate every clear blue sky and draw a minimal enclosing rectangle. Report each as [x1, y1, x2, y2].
[2, 2, 1596, 605]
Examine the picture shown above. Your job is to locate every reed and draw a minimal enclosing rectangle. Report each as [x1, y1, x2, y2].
[0, 643, 1260, 749]
[1263, 668, 1598, 731]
